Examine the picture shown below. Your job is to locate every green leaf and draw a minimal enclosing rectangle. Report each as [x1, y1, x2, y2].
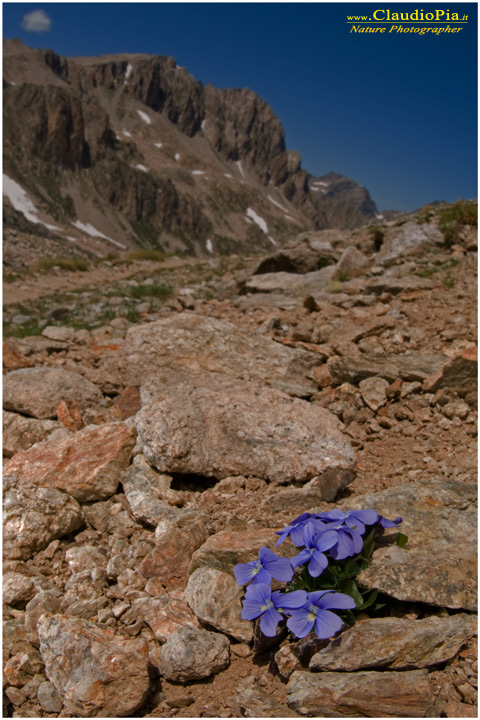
[396, 533, 408, 548]
[357, 590, 378, 611]
[342, 580, 364, 608]
[344, 557, 361, 576]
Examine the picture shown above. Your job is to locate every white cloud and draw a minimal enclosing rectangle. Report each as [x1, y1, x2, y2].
[21, 10, 52, 33]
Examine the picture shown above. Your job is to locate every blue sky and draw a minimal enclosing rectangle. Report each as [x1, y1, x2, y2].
[3, 2, 477, 211]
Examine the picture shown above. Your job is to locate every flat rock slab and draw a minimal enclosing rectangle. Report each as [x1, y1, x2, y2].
[327, 352, 446, 385]
[3, 367, 102, 419]
[37, 613, 149, 717]
[309, 615, 477, 671]
[245, 271, 311, 293]
[160, 626, 230, 682]
[378, 221, 444, 264]
[186, 567, 253, 642]
[4, 486, 83, 561]
[233, 293, 299, 312]
[253, 239, 337, 275]
[188, 528, 287, 576]
[259, 470, 355, 513]
[287, 669, 433, 717]
[364, 275, 433, 295]
[4, 422, 136, 503]
[342, 478, 477, 610]
[121, 313, 318, 397]
[136, 368, 355, 484]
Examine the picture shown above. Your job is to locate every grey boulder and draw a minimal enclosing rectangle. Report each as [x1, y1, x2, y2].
[136, 367, 355, 484]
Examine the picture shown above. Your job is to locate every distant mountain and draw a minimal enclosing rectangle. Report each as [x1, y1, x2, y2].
[3, 39, 379, 259]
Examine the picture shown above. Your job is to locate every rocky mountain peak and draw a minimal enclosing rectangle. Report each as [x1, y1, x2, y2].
[3, 39, 379, 260]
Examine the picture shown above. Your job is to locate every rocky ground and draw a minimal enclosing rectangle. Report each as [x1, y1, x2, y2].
[3, 205, 478, 718]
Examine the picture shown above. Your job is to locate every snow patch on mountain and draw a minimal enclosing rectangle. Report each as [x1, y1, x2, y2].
[246, 208, 268, 233]
[3, 174, 58, 230]
[72, 220, 125, 249]
[137, 110, 151, 125]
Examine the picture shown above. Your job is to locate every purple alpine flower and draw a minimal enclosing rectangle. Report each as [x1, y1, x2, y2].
[274, 512, 313, 547]
[379, 515, 403, 528]
[241, 584, 307, 636]
[287, 590, 356, 639]
[291, 524, 338, 577]
[329, 525, 364, 560]
[234, 546, 293, 586]
[317, 508, 380, 535]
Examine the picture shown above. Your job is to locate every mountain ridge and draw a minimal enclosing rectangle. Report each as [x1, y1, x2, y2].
[3, 39, 380, 260]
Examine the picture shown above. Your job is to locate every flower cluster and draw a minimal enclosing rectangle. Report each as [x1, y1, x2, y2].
[234, 508, 402, 640]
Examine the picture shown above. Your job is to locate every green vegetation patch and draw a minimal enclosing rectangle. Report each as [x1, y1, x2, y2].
[128, 283, 173, 300]
[415, 258, 459, 278]
[35, 257, 89, 272]
[438, 201, 477, 247]
[127, 248, 166, 262]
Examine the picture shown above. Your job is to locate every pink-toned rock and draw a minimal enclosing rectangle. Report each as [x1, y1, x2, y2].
[186, 567, 253, 642]
[37, 614, 149, 717]
[287, 669, 433, 717]
[127, 590, 201, 642]
[309, 615, 477, 671]
[139, 522, 209, 589]
[121, 313, 318, 398]
[56, 400, 84, 431]
[25, 592, 62, 645]
[3, 341, 34, 370]
[112, 386, 141, 420]
[3, 367, 102, 419]
[3, 422, 136, 503]
[275, 644, 303, 681]
[4, 486, 83, 561]
[188, 527, 287, 575]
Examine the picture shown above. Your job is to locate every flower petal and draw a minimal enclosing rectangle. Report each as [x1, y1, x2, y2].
[259, 607, 283, 636]
[291, 548, 312, 568]
[244, 582, 272, 605]
[318, 591, 357, 610]
[329, 529, 354, 559]
[266, 557, 294, 582]
[349, 528, 364, 554]
[241, 598, 263, 621]
[351, 509, 379, 526]
[274, 530, 290, 547]
[380, 515, 403, 528]
[308, 551, 328, 577]
[303, 521, 317, 548]
[319, 508, 345, 522]
[233, 561, 258, 585]
[307, 590, 332, 604]
[314, 529, 339, 552]
[346, 517, 366, 534]
[250, 567, 272, 585]
[290, 524, 308, 546]
[287, 610, 315, 639]
[314, 609, 343, 639]
[272, 590, 307, 610]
